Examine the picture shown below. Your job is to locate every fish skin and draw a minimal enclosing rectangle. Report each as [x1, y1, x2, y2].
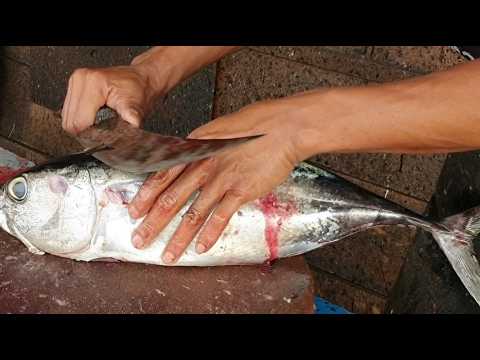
[0, 159, 479, 305]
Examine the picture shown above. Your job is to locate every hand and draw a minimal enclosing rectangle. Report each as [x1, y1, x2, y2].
[128, 99, 308, 264]
[61, 64, 162, 134]
[61, 46, 241, 135]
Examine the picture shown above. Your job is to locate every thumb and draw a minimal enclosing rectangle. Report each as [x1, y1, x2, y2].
[188, 113, 253, 140]
[114, 102, 145, 128]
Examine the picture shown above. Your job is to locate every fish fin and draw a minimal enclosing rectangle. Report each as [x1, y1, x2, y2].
[20, 145, 110, 174]
[431, 206, 480, 307]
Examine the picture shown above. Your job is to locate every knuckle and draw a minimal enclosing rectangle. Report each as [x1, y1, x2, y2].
[225, 189, 246, 203]
[71, 67, 89, 79]
[150, 169, 176, 186]
[195, 159, 216, 184]
[203, 156, 217, 167]
[211, 213, 228, 225]
[197, 170, 210, 185]
[183, 207, 204, 226]
[85, 69, 105, 83]
[138, 220, 155, 238]
[156, 192, 177, 211]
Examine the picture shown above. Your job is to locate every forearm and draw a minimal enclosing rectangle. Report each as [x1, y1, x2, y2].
[293, 59, 480, 159]
[131, 46, 240, 95]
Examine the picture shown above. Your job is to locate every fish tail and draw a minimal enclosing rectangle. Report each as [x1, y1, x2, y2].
[418, 206, 480, 307]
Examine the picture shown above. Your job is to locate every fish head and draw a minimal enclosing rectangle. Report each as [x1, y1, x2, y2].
[0, 165, 97, 256]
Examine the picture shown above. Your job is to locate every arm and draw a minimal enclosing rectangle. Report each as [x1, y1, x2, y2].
[131, 46, 240, 94]
[294, 59, 480, 157]
[128, 59, 480, 263]
[61, 46, 240, 133]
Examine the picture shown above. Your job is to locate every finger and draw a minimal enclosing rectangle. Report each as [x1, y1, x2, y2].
[161, 185, 222, 264]
[188, 119, 263, 140]
[61, 75, 74, 130]
[131, 158, 215, 250]
[188, 114, 239, 140]
[188, 106, 265, 140]
[64, 69, 106, 134]
[63, 71, 86, 134]
[112, 101, 144, 128]
[63, 69, 89, 134]
[128, 164, 186, 219]
[69, 81, 106, 134]
[196, 190, 244, 253]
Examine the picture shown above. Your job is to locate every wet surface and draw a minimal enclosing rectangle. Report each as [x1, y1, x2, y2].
[0, 230, 314, 314]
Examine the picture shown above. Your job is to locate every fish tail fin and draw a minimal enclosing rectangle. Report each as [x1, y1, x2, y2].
[427, 206, 480, 306]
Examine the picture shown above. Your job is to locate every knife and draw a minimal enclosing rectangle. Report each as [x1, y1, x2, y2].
[22, 107, 262, 176]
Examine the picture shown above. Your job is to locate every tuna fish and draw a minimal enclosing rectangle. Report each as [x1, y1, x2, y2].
[0, 155, 479, 306]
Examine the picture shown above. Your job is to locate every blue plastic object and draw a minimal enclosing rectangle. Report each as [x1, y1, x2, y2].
[314, 296, 351, 314]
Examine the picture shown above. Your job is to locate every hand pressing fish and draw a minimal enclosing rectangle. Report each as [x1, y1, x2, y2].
[0, 151, 479, 306]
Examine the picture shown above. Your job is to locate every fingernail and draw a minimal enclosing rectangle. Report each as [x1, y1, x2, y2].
[129, 205, 140, 219]
[129, 110, 144, 128]
[196, 243, 206, 254]
[163, 251, 175, 264]
[192, 134, 209, 140]
[132, 234, 144, 249]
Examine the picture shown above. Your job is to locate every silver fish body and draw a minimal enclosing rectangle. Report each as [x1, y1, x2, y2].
[0, 161, 416, 265]
[1, 159, 480, 305]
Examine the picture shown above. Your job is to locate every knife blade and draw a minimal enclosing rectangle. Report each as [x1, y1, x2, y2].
[73, 107, 263, 174]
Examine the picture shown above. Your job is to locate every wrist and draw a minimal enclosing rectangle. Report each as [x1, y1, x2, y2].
[131, 47, 184, 96]
[131, 46, 240, 96]
[283, 88, 355, 161]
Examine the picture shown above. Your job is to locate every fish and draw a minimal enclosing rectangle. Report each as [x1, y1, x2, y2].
[0, 155, 479, 306]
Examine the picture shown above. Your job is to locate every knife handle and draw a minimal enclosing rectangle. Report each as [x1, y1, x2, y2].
[95, 106, 117, 125]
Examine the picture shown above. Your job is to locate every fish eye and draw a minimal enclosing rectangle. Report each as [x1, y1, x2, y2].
[7, 176, 28, 202]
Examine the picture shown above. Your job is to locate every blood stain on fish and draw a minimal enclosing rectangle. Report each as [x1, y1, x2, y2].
[104, 187, 129, 206]
[257, 193, 297, 262]
[0, 167, 27, 185]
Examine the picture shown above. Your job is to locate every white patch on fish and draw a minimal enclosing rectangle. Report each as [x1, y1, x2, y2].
[48, 175, 69, 194]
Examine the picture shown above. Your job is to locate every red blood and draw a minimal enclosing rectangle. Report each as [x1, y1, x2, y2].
[260, 260, 274, 274]
[257, 193, 297, 262]
[0, 167, 27, 185]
